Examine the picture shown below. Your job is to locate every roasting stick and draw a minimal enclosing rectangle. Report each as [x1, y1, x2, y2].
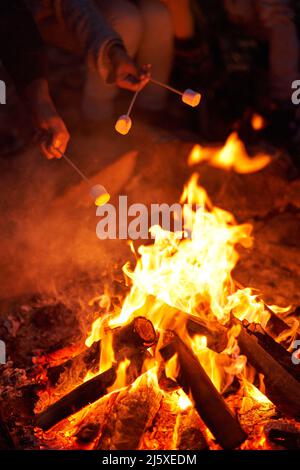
[53, 147, 110, 207]
[127, 89, 140, 115]
[149, 78, 182, 96]
[115, 75, 201, 135]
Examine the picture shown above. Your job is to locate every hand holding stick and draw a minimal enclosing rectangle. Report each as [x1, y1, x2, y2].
[115, 72, 201, 135]
[56, 149, 110, 207]
[40, 131, 110, 206]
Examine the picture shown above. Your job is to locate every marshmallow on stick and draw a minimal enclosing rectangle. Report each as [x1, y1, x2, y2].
[115, 114, 132, 135]
[150, 78, 201, 107]
[182, 89, 201, 107]
[115, 77, 201, 136]
[90, 184, 110, 206]
[115, 88, 139, 135]
[56, 149, 110, 206]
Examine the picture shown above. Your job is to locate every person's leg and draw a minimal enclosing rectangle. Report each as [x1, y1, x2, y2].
[255, 0, 299, 104]
[82, 0, 143, 121]
[137, 0, 174, 111]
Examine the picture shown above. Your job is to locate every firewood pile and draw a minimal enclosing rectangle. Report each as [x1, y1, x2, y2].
[0, 136, 300, 450]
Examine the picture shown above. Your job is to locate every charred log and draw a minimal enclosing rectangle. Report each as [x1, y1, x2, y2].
[160, 335, 247, 449]
[245, 322, 300, 382]
[264, 421, 300, 450]
[113, 316, 157, 351]
[36, 317, 157, 431]
[46, 316, 156, 386]
[234, 281, 299, 345]
[47, 341, 100, 386]
[236, 320, 300, 418]
[35, 365, 118, 431]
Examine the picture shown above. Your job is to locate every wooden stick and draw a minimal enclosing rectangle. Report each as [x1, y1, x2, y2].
[150, 78, 183, 96]
[160, 335, 247, 449]
[126, 90, 140, 116]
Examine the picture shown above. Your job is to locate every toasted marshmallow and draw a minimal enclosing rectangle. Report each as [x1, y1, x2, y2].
[115, 115, 132, 135]
[90, 184, 110, 206]
[182, 89, 201, 107]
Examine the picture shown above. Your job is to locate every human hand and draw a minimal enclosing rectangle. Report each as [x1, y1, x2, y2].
[24, 79, 70, 159]
[108, 45, 150, 92]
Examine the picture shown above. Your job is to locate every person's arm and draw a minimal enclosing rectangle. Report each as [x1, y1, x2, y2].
[0, 0, 69, 159]
[52, 0, 148, 90]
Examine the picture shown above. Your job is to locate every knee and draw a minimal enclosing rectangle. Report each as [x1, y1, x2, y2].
[112, 2, 143, 56]
[140, 0, 173, 40]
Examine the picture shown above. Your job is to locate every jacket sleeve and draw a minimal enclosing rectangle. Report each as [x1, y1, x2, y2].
[52, 0, 125, 82]
[0, 0, 45, 94]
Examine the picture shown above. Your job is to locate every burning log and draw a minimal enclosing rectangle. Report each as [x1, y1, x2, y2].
[96, 375, 162, 450]
[113, 316, 157, 359]
[234, 281, 299, 344]
[236, 320, 300, 418]
[46, 316, 156, 386]
[175, 408, 208, 450]
[186, 314, 227, 353]
[35, 365, 118, 431]
[36, 317, 157, 431]
[160, 335, 247, 449]
[244, 322, 300, 382]
[264, 421, 300, 450]
[47, 341, 100, 386]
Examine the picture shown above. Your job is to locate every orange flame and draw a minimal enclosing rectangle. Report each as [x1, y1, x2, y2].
[188, 132, 271, 173]
[85, 167, 290, 407]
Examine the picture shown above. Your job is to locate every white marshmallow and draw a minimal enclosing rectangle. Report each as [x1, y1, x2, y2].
[182, 89, 201, 107]
[115, 115, 132, 135]
[90, 184, 110, 206]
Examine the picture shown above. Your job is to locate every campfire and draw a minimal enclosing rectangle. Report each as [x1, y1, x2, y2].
[1, 140, 300, 451]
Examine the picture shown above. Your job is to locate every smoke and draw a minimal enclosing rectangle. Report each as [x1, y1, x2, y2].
[0, 143, 128, 300]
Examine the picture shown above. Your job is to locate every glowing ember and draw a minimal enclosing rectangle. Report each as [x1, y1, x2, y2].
[251, 113, 266, 131]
